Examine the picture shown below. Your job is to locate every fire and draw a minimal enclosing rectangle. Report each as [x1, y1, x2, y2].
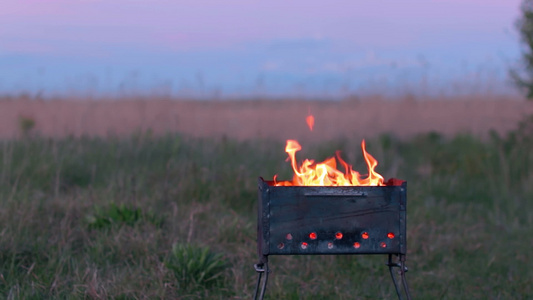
[274, 139, 385, 186]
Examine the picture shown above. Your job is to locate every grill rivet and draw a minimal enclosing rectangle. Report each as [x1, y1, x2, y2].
[309, 232, 317, 240]
[361, 232, 369, 239]
[301, 242, 308, 249]
[380, 242, 387, 248]
[387, 232, 395, 239]
[353, 242, 361, 249]
[286, 233, 293, 240]
[278, 243, 284, 249]
[328, 243, 333, 249]
[335, 232, 343, 239]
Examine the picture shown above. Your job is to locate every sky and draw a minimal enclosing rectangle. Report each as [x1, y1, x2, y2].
[0, 0, 524, 99]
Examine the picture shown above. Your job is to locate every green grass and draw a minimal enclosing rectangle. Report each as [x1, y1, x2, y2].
[0, 117, 532, 299]
[166, 243, 228, 292]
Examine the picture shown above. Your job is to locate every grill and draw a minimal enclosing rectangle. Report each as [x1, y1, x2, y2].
[253, 177, 412, 299]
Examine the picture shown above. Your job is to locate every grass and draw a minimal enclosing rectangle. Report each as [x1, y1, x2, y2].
[166, 243, 228, 292]
[0, 116, 532, 299]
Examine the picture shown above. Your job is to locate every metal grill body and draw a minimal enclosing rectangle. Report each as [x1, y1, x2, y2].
[254, 177, 411, 299]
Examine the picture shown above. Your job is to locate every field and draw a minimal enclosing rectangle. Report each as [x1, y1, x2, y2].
[1, 95, 533, 141]
[0, 96, 533, 299]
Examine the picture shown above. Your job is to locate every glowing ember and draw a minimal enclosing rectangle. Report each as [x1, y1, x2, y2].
[306, 114, 314, 131]
[274, 139, 385, 186]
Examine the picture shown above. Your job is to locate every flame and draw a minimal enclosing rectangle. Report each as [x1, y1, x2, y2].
[306, 114, 314, 131]
[274, 139, 385, 186]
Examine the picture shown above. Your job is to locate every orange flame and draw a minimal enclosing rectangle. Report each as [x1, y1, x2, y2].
[274, 139, 384, 186]
[306, 114, 314, 131]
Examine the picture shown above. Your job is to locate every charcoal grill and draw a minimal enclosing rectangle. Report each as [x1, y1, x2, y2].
[253, 177, 411, 299]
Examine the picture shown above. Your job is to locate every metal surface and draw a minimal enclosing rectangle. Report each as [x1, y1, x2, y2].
[387, 254, 412, 300]
[254, 177, 411, 300]
[253, 260, 268, 300]
[257, 177, 407, 256]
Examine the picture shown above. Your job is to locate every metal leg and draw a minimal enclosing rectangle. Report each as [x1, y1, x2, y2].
[388, 254, 403, 300]
[387, 254, 411, 300]
[253, 254, 409, 299]
[253, 257, 269, 300]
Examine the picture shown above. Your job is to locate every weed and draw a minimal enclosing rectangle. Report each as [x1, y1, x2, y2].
[18, 115, 35, 136]
[165, 243, 228, 292]
[87, 203, 162, 229]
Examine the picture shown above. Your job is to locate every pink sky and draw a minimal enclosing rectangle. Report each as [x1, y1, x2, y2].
[0, 0, 525, 97]
[1, 0, 520, 53]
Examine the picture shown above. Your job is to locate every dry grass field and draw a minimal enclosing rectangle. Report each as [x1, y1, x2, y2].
[1, 95, 532, 140]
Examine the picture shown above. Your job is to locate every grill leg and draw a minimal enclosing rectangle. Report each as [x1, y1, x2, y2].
[253, 257, 269, 300]
[387, 254, 411, 300]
